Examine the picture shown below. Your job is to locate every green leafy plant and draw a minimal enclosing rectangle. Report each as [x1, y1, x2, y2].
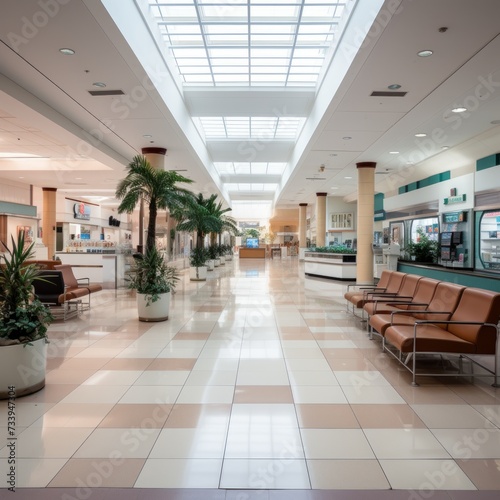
[190, 247, 208, 268]
[0, 232, 53, 343]
[308, 245, 356, 254]
[127, 246, 179, 306]
[404, 227, 439, 263]
[116, 155, 192, 254]
[207, 245, 219, 260]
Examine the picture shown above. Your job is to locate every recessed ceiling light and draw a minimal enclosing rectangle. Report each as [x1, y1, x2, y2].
[490, 120, 500, 125]
[388, 84, 401, 90]
[18, 176, 24, 179]
[417, 49, 433, 57]
[342, 136, 352, 140]
[344, 176, 352, 179]
[331, 186, 339, 189]
[75, 177, 83, 180]
[451, 107, 467, 113]
[92, 82, 106, 88]
[415, 133, 427, 137]
[441, 146, 450, 150]
[329, 153, 337, 157]
[59, 48, 75, 55]
[389, 151, 399, 155]
[143, 134, 152, 138]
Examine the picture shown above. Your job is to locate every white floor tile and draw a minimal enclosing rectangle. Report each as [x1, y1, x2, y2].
[185, 370, 237, 386]
[83, 370, 143, 385]
[0, 458, 67, 488]
[119, 385, 182, 404]
[334, 370, 391, 387]
[135, 459, 223, 488]
[411, 404, 497, 428]
[364, 428, 450, 459]
[220, 458, 310, 489]
[300, 429, 375, 459]
[60, 385, 129, 404]
[380, 459, 477, 490]
[285, 358, 332, 371]
[288, 370, 339, 386]
[432, 428, 500, 458]
[342, 385, 406, 404]
[134, 370, 190, 386]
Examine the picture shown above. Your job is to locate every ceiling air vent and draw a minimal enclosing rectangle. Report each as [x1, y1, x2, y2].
[370, 91, 407, 97]
[88, 89, 125, 96]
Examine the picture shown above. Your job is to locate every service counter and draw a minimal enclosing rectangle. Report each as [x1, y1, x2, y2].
[304, 252, 357, 280]
[55, 252, 129, 289]
[239, 247, 266, 259]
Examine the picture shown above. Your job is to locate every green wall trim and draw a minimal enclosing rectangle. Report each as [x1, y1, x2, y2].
[397, 263, 500, 292]
[398, 171, 451, 195]
[0, 201, 37, 218]
[374, 193, 384, 212]
[476, 153, 500, 171]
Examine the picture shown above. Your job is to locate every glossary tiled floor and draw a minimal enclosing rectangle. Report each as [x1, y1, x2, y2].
[1, 257, 500, 499]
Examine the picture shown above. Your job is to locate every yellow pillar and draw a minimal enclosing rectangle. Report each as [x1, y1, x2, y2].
[42, 187, 57, 259]
[316, 192, 327, 247]
[356, 162, 376, 284]
[298, 203, 307, 248]
[139, 147, 167, 252]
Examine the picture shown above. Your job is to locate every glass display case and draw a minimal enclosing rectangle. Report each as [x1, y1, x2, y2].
[476, 210, 500, 272]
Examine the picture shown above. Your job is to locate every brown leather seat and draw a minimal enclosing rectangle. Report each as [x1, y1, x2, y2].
[385, 287, 500, 355]
[344, 269, 393, 301]
[363, 274, 422, 317]
[369, 281, 464, 338]
[347, 271, 407, 310]
[54, 264, 102, 309]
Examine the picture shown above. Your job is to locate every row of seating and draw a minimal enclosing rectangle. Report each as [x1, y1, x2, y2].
[33, 264, 102, 320]
[344, 270, 500, 386]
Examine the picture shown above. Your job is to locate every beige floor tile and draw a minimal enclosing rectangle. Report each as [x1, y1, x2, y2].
[173, 331, 211, 340]
[33, 403, 114, 428]
[103, 358, 153, 370]
[44, 369, 95, 385]
[164, 404, 232, 428]
[18, 384, 79, 404]
[352, 404, 426, 428]
[295, 404, 359, 428]
[0, 458, 67, 488]
[307, 459, 390, 489]
[395, 385, 472, 404]
[48, 458, 145, 487]
[327, 357, 378, 371]
[234, 385, 293, 404]
[457, 459, 500, 489]
[146, 358, 197, 371]
[98, 403, 172, 428]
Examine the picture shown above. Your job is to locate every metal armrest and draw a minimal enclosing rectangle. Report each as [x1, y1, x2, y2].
[389, 309, 452, 324]
[77, 277, 90, 285]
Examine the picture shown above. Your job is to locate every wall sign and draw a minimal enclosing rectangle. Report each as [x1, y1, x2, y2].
[444, 188, 466, 205]
[73, 202, 91, 220]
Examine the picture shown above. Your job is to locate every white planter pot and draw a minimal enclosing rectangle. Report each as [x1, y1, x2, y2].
[137, 291, 171, 322]
[189, 266, 207, 281]
[214, 259, 221, 267]
[219, 256, 226, 265]
[207, 260, 215, 271]
[0, 338, 47, 399]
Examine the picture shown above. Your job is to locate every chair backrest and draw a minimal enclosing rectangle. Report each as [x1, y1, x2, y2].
[395, 273, 421, 298]
[376, 270, 393, 289]
[412, 282, 465, 324]
[54, 264, 79, 288]
[384, 271, 406, 294]
[410, 277, 440, 306]
[448, 288, 500, 353]
[33, 270, 65, 305]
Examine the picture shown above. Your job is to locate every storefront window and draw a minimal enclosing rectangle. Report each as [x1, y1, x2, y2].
[410, 217, 439, 243]
[478, 210, 500, 271]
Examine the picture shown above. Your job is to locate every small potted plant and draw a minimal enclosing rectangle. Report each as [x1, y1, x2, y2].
[208, 244, 220, 267]
[0, 232, 53, 399]
[127, 246, 179, 322]
[189, 247, 208, 281]
[404, 227, 439, 263]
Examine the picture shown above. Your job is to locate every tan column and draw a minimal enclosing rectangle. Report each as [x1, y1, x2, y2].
[356, 162, 376, 284]
[139, 147, 167, 252]
[141, 146, 167, 170]
[315, 193, 327, 247]
[298, 203, 307, 248]
[42, 187, 57, 259]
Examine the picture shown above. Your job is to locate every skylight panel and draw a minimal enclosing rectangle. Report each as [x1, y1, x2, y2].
[251, 163, 267, 175]
[234, 163, 251, 174]
[147, 0, 356, 87]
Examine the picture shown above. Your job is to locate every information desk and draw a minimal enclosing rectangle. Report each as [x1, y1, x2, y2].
[239, 247, 266, 259]
[304, 252, 356, 280]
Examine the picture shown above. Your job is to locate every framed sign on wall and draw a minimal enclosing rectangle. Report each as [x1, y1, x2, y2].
[330, 212, 353, 230]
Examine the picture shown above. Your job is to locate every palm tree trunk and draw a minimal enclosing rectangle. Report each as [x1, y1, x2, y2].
[147, 198, 157, 253]
[197, 231, 204, 250]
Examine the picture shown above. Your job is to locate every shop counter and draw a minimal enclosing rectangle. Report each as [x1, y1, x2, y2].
[239, 247, 266, 259]
[304, 252, 357, 280]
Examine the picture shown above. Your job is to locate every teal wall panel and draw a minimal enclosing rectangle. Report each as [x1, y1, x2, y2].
[476, 153, 500, 171]
[0, 201, 36, 217]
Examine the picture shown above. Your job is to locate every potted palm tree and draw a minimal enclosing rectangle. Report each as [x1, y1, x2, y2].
[0, 232, 53, 398]
[173, 193, 222, 280]
[189, 247, 209, 281]
[116, 155, 191, 320]
[127, 247, 179, 321]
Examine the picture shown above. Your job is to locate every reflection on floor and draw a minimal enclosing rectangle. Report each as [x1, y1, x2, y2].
[1, 257, 500, 498]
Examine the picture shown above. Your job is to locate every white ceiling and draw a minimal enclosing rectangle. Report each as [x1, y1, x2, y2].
[0, 0, 500, 217]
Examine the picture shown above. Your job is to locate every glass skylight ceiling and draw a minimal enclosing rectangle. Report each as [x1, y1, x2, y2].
[147, 0, 349, 87]
[214, 162, 287, 175]
[225, 183, 278, 191]
[198, 117, 304, 139]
